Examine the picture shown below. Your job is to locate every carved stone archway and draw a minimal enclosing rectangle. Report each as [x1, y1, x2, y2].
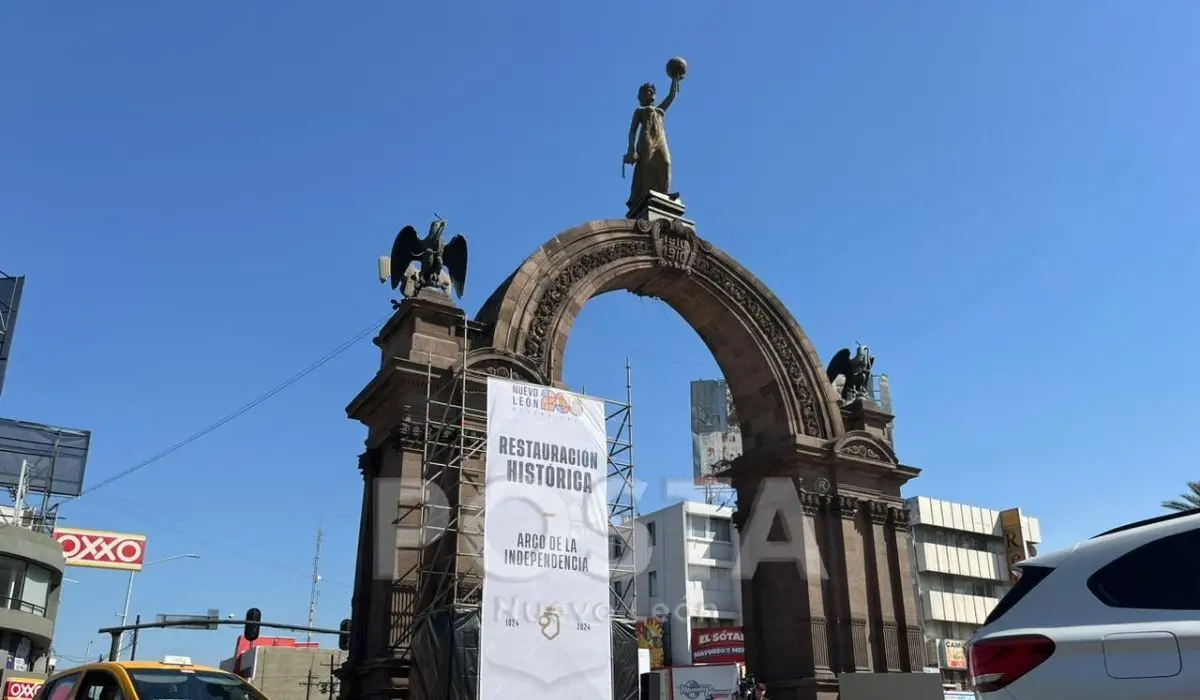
[344, 213, 925, 700]
[472, 218, 845, 450]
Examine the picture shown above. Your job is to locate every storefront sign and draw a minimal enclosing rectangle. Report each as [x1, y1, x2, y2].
[5, 678, 43, 700]
[938, 638, 966, 670]
[691, 626, 744, 665]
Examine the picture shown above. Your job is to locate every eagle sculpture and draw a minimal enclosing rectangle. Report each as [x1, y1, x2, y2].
[388, 217, 468, 299]
[825, 343, 875, 404]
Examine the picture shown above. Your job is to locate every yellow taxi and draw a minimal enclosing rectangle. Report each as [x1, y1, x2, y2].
[36, 656, 267, 700]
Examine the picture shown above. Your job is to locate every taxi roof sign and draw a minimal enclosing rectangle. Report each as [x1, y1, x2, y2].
[162, 656, 193, 666]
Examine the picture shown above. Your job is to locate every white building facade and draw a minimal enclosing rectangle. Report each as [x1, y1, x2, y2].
[635, 501, 743, 667]
[904, 496, 1042, 688]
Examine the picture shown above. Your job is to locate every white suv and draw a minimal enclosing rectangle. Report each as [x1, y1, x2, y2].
[967, 508, 1200, 699]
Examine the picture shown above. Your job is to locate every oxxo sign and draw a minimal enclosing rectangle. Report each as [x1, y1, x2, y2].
[6, 679, 43, 700]
[53, 527, 147, 571]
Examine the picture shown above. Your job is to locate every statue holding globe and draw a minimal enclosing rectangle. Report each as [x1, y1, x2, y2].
[624, 57, 687, 211]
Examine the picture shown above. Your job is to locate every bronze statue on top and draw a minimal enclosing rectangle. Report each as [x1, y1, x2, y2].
[382, 216, 468, 304]
[623, 57, 687, 210]
[826, 343, 876, 404]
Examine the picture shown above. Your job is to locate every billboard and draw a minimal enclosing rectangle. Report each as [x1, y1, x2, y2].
[52, 527, 147, 571]
[999, 508, 1029, 583]
[690, 380, 741, 485]
[690, 626, 744, 665]
[480, 378, 612, 700]
[0, 274, 24, 400]
[0, 419, 90, 497]
[4, 678, 42, 700]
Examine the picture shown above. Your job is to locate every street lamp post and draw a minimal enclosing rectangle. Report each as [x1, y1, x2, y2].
[117, 553, 199, 659]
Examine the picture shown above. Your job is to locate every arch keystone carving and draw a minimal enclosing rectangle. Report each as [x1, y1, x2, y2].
[647, 218, 703, 272]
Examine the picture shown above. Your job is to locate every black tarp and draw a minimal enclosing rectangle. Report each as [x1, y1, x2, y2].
[612, 618, 638, 700]
[411, 605, 479, 700]
[411, 606, 639, 700]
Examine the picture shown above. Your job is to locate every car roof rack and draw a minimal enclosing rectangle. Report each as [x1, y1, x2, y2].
[1090, 507, 1200, 539]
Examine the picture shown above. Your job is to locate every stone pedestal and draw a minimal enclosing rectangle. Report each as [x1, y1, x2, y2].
[341, 290, 471, 700]
[626, 189, 694, 226]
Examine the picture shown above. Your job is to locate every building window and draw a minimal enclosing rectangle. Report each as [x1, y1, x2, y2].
[648, 571, 658, 597]
[0, 555, 51, 616]
[647, 522, 656, 547]
[687, 515, 732, 542]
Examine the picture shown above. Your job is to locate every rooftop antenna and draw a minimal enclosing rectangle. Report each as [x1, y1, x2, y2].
[306, 524, 323, 643]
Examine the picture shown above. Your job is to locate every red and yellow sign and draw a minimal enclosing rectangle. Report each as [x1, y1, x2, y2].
[939, 639, 967, 670]
[636, 617, 666, 669]
[5, 678, 43, 700]
[52, 527, 147, 571]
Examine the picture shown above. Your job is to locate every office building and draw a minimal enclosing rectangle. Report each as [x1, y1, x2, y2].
[635, 501, 743, 667]
[904, 496, 1042, 689]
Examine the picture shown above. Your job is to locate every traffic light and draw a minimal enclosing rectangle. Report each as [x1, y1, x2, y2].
[338, 618, 351, 651]
[244, 608, 262, 642]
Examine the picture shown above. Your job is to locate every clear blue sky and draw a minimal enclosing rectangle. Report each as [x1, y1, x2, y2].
[4, 1, 1199, 668]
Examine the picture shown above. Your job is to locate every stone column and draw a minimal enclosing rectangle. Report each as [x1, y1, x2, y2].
[344, 289, 471, 700]
[888, 506, 926, 671]
[731, 462, 839, 700]
[866, 500, 902, 671]
[834, 495, 873, 672]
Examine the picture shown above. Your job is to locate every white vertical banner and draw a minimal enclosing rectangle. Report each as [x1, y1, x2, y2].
[481, 377, 613, 700]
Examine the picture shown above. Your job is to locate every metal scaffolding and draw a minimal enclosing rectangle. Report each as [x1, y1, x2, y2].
[605, 360, 638, 623]
[407, 342, 639, 624]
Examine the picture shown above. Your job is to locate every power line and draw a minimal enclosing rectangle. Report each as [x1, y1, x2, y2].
[80, 314, 391, 497]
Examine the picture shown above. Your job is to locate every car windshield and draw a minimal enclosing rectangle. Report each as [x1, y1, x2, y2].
[127, 669, 267, 700]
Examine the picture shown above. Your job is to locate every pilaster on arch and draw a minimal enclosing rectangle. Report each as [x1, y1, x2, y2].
[472, 218, 845, 446]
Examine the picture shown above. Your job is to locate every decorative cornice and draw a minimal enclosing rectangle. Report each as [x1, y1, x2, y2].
[358, 449, 381, 478]
[392, 419, 426, 451]
[836, 495, 861, 520]
[867, 500, 890, 526]
[889, 506, 912, 533]
[832, 431, 898, 465]
[463, 348, 547, 385]
[800, 491, 825, 516]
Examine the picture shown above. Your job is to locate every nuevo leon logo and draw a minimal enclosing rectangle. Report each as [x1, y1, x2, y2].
[54, 529, 146, 568]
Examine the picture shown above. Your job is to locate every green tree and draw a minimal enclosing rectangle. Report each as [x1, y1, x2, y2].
[1162, 481, 1200, 512]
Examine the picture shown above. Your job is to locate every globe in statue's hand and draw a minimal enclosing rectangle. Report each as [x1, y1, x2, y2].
[666, 56, 688, 81]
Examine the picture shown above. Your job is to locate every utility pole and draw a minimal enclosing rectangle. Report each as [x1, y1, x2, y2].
[322, 654, 340, 699]
[306, 525, 323, 644]
[303, 659, 316, 700]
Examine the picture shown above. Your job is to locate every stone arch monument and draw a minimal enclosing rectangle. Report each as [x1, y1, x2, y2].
[342, 200, 926, 700]
[342, 57, 926, 700]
